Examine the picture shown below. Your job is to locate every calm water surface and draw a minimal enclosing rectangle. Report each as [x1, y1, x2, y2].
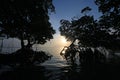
[1, 40, 120, 80]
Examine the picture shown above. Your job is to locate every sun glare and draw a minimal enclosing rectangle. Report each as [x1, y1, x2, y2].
[61, 36, 67, 44]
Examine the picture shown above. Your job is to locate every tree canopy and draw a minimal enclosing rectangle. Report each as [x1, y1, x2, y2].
[59, 2, 120, 65]
[59, 2, 120, 50]
[0, 0, 55, 48]
[95, 0, 120, 49]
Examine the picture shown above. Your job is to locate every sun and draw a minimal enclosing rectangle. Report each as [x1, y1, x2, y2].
[61, 36, 67, 44]
[61, 38, 66, 43]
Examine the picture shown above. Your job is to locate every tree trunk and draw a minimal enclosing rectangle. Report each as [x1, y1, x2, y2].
[20, 32, 25, 49]
[69, 39, 76, 48]
[26, 38, 33, 49]
[21, 36, 25, 49]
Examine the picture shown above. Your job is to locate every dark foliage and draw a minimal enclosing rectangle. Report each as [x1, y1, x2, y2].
[0, 0, 55, 68]
[81, 6, 92, 15]
[95, 0, 120, 50]
[59, 1, 120, 65]
[61, 45, 106, 65]
[0, 48, 52, 67]
[0, 0, 55, 48]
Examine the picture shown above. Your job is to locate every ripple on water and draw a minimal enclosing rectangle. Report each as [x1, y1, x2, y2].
[40, 56, 71, 80]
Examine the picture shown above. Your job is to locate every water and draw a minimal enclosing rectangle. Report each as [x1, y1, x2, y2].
[40, 54, 70, 80]
[1, 52, 120, 80]
[1, 38, 120, 80]
[39, 49, 120, 80]
[0, 44, 72, 80]
[42, 56, 68, 68]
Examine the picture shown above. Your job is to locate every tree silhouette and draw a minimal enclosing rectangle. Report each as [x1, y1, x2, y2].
[59, 19, 74, 41]
[59, 7, 99, 47]
[60, 1, 120, 49]
[59, 3, 120, 64]
[0, 0, 55, 49]
[81, 6, 92, 15]
[95, 0, 120, 50]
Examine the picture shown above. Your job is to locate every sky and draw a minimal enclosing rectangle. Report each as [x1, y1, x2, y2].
[0, 0, 101, 57]
[41, 0, 102, 56]
[50, 0, 101, 33]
